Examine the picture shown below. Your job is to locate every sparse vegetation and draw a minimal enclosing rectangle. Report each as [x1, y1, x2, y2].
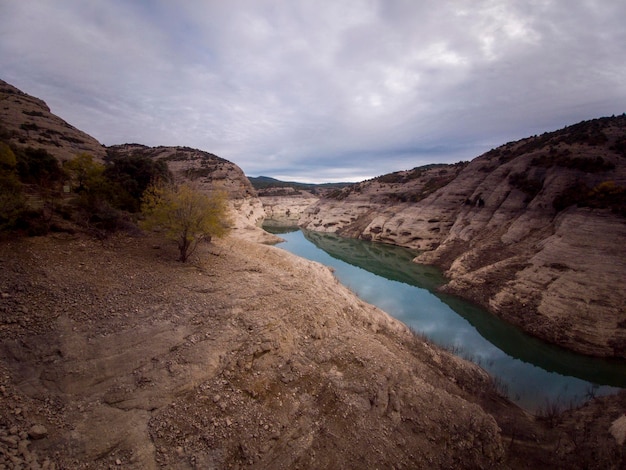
[532, 153, 615, 172]
[140, 182, 230, 261]
[553, 180, 626, 215]
[0, 141, 177, 237]
[509, 171, 544, 202]
[103, 153, 172, 212]
[0, 142, 25, 231]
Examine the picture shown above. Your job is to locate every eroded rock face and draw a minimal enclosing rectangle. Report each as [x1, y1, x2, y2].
[0, 79, 106, 162]
[258, 188, 319, 227]
[300, 163, 469, 247]
[301, 116, 626, 357]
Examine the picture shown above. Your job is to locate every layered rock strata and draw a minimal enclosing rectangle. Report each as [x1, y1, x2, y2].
[300, 117, 626, 357]
[257, 187, 319, 227]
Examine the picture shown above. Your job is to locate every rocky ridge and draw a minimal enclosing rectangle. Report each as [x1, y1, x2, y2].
[0, 79, 106, 162]
[299, 117, 626, 358]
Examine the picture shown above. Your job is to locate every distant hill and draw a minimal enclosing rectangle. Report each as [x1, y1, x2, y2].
[248, 175, 351, 195]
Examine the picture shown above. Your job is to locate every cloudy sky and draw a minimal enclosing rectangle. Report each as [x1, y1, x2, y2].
[1, 1, 624, 182]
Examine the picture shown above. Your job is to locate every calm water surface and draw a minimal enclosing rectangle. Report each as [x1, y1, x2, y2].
[268, 227, 626, 412]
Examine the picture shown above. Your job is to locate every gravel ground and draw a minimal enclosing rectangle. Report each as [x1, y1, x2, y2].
[0, 230, 624, 469]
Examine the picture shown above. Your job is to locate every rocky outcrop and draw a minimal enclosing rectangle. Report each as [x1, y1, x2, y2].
[0, 79, 106, 162]
[300, 162, 468, 246]
[301, 116, 626, 358]
[257, 187, 319, 227]
[106, 144, 280, 244]
[107, 144, 256, 200]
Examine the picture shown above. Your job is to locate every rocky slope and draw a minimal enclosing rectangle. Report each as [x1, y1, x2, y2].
[300, 117, 626, 358]
[2, 231, 625, 469]
[0, 232, 505, 469]
[0, 79, 106, 162]
[0, 80, 625, 469]
[106, 144, 277, 243]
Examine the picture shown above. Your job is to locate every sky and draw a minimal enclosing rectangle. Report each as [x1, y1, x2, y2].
[1, 1, 625, 183]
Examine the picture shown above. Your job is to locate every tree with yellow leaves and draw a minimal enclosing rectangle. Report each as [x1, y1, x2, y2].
[140, 182, 230, 262]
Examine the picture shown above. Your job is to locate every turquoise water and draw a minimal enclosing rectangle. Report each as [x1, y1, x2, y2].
[269, 227, 626, 412]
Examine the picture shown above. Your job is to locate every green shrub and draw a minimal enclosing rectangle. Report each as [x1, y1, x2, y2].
[103, 154, 172, 212]
[0, 143, 25, 231]
[14, 147, 64, 186]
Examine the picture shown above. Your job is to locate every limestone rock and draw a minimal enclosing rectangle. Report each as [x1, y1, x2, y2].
[28, 424, 48, 440]
[107, 144, 279, 244]
[259, 189, 319, 227]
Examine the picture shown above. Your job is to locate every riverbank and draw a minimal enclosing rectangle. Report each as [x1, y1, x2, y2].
[272, 228, 626, 411]
[0, 231, 624, 468]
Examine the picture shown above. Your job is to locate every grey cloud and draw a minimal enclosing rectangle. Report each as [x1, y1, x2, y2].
[1, 0, 624, 182]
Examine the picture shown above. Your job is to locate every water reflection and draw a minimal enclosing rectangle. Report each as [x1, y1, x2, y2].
[269, 226, 626, 411]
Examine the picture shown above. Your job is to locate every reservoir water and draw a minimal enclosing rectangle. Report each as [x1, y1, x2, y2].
[268, 226, 626, 412]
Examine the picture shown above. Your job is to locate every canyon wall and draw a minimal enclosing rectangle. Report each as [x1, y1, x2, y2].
[300, 117, 626, 358]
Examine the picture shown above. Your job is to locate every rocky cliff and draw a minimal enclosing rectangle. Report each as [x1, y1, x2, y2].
[256, 187, 319, 227]
[0, 79, 106, 162]
[300, 116, 626, 358]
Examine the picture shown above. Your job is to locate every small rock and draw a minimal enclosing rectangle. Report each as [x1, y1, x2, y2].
[1, 435, 18, 447]
[610, 414, 626, 445]
[116, 458, 122, 465]
[28, 424, 48, 440]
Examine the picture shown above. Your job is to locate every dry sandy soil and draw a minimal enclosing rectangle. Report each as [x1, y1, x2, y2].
[0, 229, 625, 469]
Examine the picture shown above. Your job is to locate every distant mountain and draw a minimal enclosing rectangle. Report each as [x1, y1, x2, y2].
[248, 175, 351, 195]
